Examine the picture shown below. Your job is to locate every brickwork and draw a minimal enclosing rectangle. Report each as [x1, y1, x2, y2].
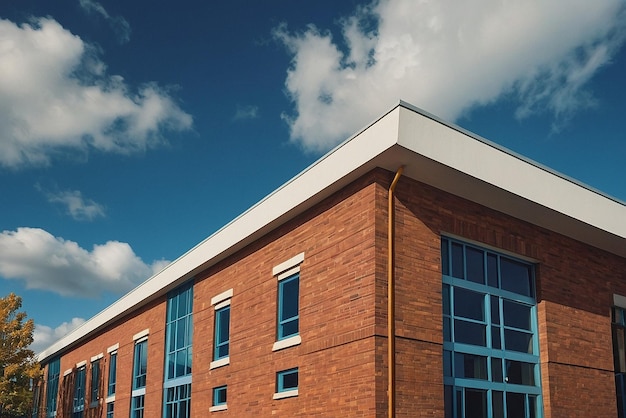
[37, 167, 626, 418]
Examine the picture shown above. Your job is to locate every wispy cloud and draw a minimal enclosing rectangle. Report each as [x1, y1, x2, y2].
[43, 189, 106, 221]
[232, 104, 260, 121]
[32, 318, 86, 355]
[0, 227, 170, 298]
[275, 0, 626, 152]
[78, 0, 131, 44]
[0, 18, 192, 168]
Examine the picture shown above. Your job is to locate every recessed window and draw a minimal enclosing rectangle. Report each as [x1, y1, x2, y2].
[278, 274, 299, 340]
[73, 366, 86, 418]
[274, 368, 298, 399]
[209, 385, 227, 411]
[90, 357, 101, 407]
[107, 350, 117, 398]
[214, 306, 230, 360]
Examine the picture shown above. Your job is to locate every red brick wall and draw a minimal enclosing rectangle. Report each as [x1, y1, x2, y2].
[390, 172, 626, 418]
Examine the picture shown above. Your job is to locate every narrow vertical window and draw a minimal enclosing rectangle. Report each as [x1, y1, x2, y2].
[90, 356, 101, 407]
[73, 365, 86, 418]
[274, 368, 299, 399]
[163, 282, 193, 418]
[210, 288, 233, 369]
[214, 306, 230, 360]
[272, 253, 304, 351]
[45, 357, 60, 417]
[107, 350, 117, 397]
[612, 306, 626, 418]
[131, 332, 148, 418]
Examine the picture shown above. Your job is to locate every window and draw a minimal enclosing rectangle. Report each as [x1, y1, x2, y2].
[210, 386, 227, 412]
[613, 306, 626, 418]
[210, 289, 232, 369]
[107, 350, 117, 397]
[165, 282, 193, 381]
[90, 356, 101, 407]
[106, 403, 114, 418]
[278, 274, 299, 340]
[73, 365, 86, 418]
[274, 368, 298, 399]
[163, 383, 191, 418]
[442, 237, 542, 418]
[131, 336, 148, 418]
[45, 358, 60, 417]
[214, 306, 230, 360]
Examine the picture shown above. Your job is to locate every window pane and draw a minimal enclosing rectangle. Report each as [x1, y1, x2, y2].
[491, 295, 500, 324]
[443, 350, 452, 377]
[465, 389, 487, 418]
[492, 391, 504, 418]
[444, 386, 453, 418]
[487, 253, 498, 288]
[283, 371, 298, 389]
[443, 284, 450, 316]
[442, 239, 450, 276]
[503, 300, 532, 331]
[506, 360, 535, 386]
[443, 317, 451, 342]
[281, 318, 299, 338]
[454, 353, 487, 380]
[491, 326, 501, 349]
[451, 243, 464, 279]
[528, 395, 538, 418]
[466, 246, 485, 284]
[218, 308, 230, 343]
[501, 258, 533, 297]
[454, 320, 486, 346]
[491, 358, 503, 382]
[454, 288, 484, 321]
[504, 329, 534, 354]
[506, 392, 526, 418]
[280, 277, 299, 320]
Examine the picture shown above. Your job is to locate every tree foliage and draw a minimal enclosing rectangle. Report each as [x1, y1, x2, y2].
[0, 293, 42, 416]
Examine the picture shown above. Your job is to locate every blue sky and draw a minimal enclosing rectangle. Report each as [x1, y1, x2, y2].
[0, 0, 624, 353]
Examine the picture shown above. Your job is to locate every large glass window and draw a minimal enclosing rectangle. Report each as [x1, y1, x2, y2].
[278, 273, 299, 340]
[73, 366, 86, 418]
[165, 282, 193, 381]
[214, 306, 230, 360]
[612, 306, 626, 418]
[442, 237, 542, 418]
[45, 357, 60, 417]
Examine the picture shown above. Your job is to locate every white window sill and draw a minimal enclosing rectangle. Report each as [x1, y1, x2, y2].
[209, 404, 227, 412]
[210, 357, 230, 370]
[272, 335, 301, 352]
[273, 389, 298, 400]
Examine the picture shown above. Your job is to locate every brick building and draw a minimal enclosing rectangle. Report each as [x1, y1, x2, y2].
[33, 102, 626, 418]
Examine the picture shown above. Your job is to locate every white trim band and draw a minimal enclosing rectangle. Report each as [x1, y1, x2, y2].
[273, 253, 304, 276]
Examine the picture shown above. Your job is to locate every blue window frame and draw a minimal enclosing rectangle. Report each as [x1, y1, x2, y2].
[73, 366, 86, 418]
[90, 359, 100, 406]
[45, 358, 60, 417]
[106, 402, 114, 418]
[277, 273, 299, 340]
[131, 394, 144, 418]
[133, 340, 148, 390]
[214, 306, 230, 360]
[442, 237, 542, 418]
[107, 351, 117, 396]
[612, 306, 626, 418]
[213, 385, 227, 406]
[163, 383, 191, 418]
[276, 368, 299, 393]
[165, 282, 193, 381]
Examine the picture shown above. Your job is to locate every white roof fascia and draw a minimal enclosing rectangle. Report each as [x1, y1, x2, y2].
[36, 106, 401, 362]
[395, 102, 626, 244]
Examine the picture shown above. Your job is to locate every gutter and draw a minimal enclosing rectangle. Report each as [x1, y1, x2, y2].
[388, 166, 403, 418]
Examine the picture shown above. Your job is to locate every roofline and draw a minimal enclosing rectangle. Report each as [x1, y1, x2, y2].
[36, 101, 626, 363]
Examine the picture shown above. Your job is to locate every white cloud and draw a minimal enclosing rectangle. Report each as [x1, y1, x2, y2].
[275, 0, 626, 152]
[32, 318, 86, 355]
[0, 227, 169, 297]
[232, 104, 260, 121]
[78, 0, 131, 43]
[0, 18, 192, 168]
[45, 189, 106, 221]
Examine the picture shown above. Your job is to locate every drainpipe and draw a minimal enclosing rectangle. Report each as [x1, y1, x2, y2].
[388, 166, 403, 418]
